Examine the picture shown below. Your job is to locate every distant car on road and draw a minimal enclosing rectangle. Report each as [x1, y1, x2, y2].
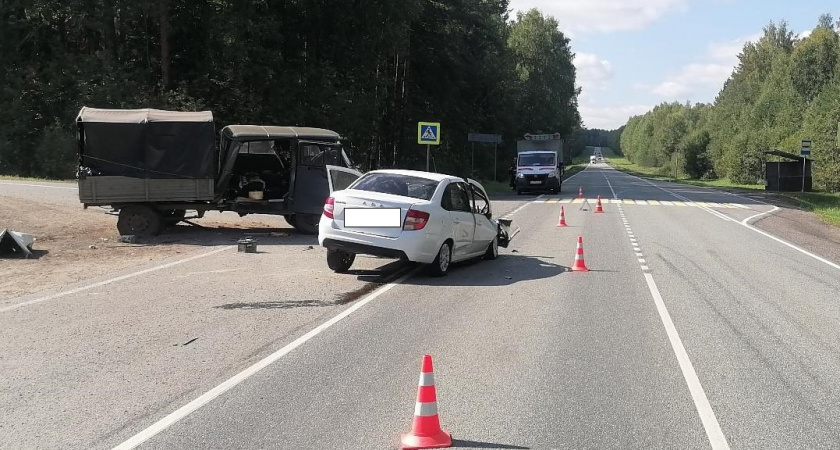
[318, 170, 513, 276]
[590, 155, 597, 164]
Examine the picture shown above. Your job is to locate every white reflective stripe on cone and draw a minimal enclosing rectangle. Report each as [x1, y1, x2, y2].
[419, 372, 435, 386]
[414, 402, 439, 417]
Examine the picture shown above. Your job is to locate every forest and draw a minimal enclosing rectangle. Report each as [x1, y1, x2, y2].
[0, 0, 586, 181]
[619, 16, 840, 192]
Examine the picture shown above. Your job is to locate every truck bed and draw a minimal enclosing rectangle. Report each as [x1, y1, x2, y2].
[78, 176, 215, 205]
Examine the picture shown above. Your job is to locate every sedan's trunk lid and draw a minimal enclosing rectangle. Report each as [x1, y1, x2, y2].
[331, 190, 421, 238]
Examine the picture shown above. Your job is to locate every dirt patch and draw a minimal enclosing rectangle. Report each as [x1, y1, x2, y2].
[0, 197, 299, 300]
[751, 206, 840, 266]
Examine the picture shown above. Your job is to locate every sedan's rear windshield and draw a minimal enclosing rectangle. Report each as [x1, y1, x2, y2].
[350, 173, 440, 200]
[519, 154, 555, 166]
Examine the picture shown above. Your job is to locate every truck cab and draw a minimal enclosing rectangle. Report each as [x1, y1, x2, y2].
[514, 151, 562, 195]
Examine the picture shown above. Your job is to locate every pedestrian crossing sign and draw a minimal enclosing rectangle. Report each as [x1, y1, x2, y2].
[418, 122, 441, 145]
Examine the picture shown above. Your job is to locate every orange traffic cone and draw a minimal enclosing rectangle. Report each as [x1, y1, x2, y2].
[556, 205, 568, 227]
[400, 355, 452, 449]
[595, 195, 604, 213]
[578, 186, 584, 199]
[571, 236, 589, 272]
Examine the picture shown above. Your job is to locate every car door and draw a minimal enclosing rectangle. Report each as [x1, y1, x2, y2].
[440, 181, 475, 260]
[293, 141, 353, 215]
[467, 181, 497, 254]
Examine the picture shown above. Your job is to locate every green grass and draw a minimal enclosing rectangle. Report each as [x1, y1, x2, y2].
[607, 156, 764, 191]
[479, 179, 514, 195]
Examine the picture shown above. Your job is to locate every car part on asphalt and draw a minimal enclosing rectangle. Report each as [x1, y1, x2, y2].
[237, 237, 257, 253]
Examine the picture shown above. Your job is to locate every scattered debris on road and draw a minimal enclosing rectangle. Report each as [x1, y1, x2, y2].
[0, 229, 35, 258]
[237, 237, 257, 253]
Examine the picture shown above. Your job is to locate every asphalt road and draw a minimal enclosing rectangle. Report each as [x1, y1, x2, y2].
[2, 166, 840, 449]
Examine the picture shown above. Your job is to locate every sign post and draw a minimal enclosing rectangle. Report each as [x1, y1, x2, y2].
[801, 139, 811, 193]
[418, 122, 441, 171]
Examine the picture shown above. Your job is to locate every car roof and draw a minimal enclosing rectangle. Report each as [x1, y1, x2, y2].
[76, 107, 213, 123]
[364, 169, 460, 183]
[221, 125, 341, 140]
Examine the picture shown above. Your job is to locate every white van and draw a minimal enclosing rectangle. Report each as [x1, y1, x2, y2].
[590, 155, 597, 164]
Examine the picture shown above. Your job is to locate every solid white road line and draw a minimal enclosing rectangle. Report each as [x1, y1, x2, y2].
[112, 267, 420, 450]
[643, 273, 731, 449]
[0, 246, 234, 313]
[603, 172, 618, 199]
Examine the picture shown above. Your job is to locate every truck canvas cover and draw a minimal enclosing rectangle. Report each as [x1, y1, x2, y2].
[76, 107, 215, 179]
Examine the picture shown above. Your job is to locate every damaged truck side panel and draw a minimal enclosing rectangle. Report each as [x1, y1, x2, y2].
[75, 107, 362, 237]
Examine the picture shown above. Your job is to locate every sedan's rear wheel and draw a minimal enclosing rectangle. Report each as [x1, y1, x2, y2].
[427, 241, 452, 277]
[326, 249, 355, 273]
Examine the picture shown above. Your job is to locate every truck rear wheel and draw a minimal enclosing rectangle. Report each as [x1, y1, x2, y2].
[290, 214, 320, 235]
[117, 205, 162, 237]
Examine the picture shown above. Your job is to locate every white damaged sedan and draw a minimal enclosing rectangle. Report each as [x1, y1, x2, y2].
[318, 169, 513, 276]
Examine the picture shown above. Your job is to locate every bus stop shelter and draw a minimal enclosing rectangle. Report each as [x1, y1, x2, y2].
[763, 150, 813, 192]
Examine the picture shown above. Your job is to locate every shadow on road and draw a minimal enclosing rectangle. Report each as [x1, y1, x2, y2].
[129, 223, 319, 248]
[452, 439, 530, 449]
[402, 254, 567, 287]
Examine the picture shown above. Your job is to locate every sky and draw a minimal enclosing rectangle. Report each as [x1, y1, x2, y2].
[507, 0, 839, 130]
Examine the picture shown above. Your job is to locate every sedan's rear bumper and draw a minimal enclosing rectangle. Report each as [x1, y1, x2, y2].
[319, 217, 442, 264]
[321, 238, 408, 260]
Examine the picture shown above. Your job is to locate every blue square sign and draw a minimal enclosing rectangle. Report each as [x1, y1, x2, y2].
[418, 122, 441, 145]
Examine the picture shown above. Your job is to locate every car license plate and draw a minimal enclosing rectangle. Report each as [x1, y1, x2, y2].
[344, 208, 402, 227]
[529, 180, 541, 185]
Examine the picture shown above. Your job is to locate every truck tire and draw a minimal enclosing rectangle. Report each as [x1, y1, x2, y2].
[117, 205, 162, 237]
[290, 214, 321, 235]
[326, 249, 355, 273]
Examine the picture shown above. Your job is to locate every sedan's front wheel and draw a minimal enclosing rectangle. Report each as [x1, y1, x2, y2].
[484, 236, 499, 260]
[427, 241, 452, 277]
